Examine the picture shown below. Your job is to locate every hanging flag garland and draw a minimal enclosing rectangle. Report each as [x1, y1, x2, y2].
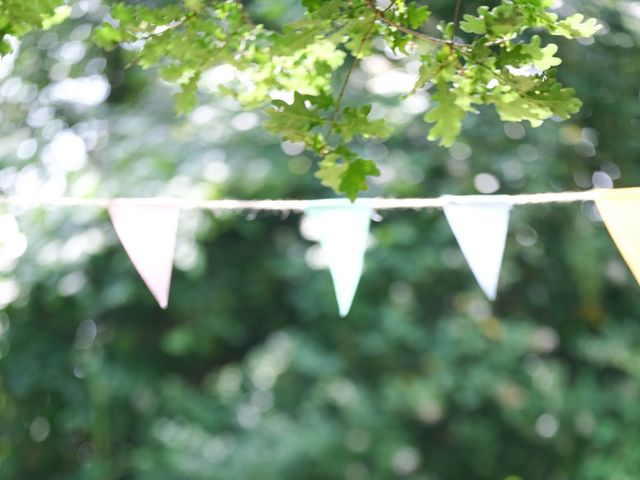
[0, 188, 638, 314]
[594, 187, 640, 285]
[305, 203, 372, 317]
[108, 199, 180, 309]
[443, 197, 512, 301]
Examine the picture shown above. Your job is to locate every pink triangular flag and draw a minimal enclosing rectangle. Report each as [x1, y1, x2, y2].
[108, 200, 180, 308]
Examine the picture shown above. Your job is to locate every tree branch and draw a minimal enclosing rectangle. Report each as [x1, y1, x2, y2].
[235, 0, 254, 26]
[365, 0, 471, 48]
[450, 0, 463, 45]
[324, 14, 378, 146]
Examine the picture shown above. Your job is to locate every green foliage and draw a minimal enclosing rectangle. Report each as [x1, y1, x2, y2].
[424, 80, 472, 147]
[0, 0, 69, 53]
[336, 105, 392, 143]
[0, 0, 600, 197]
[264, 92, 328, 145]
[508, 35, 562, 72]
[1, 1, 640, 479]
[338, 158, 380, 199]
[316, 145, 380, 199]
[546, 13, 602, 38]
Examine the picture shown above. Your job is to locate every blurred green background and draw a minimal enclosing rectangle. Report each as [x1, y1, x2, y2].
[1, 1, 640, 479]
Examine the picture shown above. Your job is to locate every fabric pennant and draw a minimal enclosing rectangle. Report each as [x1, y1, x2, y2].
[443, 200, 512, 300]
[305, 204, 372, 317]
[108, 200, 180, 309]
[595, 187, 640, 285]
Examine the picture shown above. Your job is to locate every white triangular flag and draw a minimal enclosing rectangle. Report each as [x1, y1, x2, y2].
[443, 200, 511, 300]
[305, 204, 372, 316]
[108, 200, 180, 309]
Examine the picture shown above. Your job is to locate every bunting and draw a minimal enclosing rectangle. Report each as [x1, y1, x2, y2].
[443, 199, 511, 300]
[3, 188, 640, 315]
[108, 200, 180, 308]
[304, 204, 372, 317]
[595, 187, 640, 285]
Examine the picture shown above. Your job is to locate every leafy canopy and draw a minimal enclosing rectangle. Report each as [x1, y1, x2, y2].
[0, 0, 601, 199]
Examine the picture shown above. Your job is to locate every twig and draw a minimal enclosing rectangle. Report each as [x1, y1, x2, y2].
[365, 0, 470, 48]
[366, 0, 509, 49]
[324, 14, 378, 145]
[450, 0, 463, 45]
[123, 18, 188, 68]
[235, 0, 254, 26]
[454, 47, 511, 85]
[381, 0, 395, 13]
[134, 17, 188, 41]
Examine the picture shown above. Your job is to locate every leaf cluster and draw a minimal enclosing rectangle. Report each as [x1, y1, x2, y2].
[0, 0, 601, 198]
[0, 0, 71, 54]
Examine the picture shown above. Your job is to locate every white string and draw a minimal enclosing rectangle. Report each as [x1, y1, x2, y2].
[0, 189, 604, 212]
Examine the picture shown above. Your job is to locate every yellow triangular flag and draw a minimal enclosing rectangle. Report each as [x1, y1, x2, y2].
[595, 187, 640, 285]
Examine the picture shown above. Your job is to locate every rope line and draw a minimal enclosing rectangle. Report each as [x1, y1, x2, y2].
[0, 189, 605, 212]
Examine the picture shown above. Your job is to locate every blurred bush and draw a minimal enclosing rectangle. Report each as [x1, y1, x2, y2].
[1, 1, 640, 479]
